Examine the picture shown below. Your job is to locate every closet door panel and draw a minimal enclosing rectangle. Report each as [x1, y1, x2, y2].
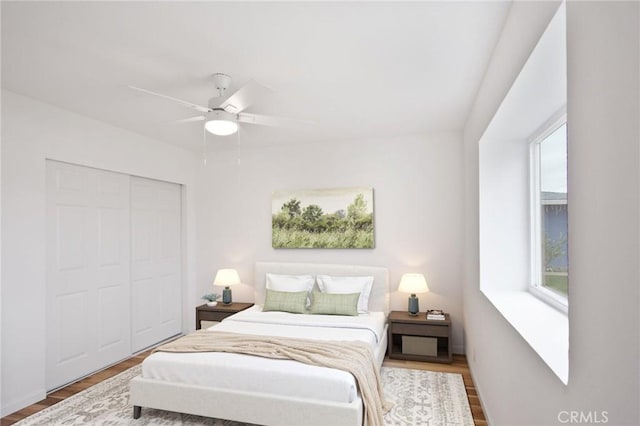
[97, 208, 122, 267]
[130, 180, 157, 349]
[56, 292, 90, 364]
[131, 277, 155, 342]
[47, 162, 95, 390]
[98, 285, 125, 350]
[46, 161, 131, 391]
[160, 274, 181, 324]
[92, 169, 131, 369]
[131, 177, 182, 352]
[56, 205, 88, 272]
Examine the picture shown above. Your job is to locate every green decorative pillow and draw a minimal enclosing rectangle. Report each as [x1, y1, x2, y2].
[309, 290, 359, 316]
[263, 289, 308, 314]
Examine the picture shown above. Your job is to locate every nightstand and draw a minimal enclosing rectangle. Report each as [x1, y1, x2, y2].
[195, 302, 254, 329]
[387, 310, 453, 363]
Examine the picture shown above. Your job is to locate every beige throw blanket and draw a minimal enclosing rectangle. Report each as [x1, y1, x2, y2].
[154, 330, 392, 426]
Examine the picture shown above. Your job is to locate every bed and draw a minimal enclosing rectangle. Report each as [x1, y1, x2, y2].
[129, 261, 390, 426]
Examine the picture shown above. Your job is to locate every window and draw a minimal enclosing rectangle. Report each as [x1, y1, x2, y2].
[530, 118, 568, 309]
[477, 1, 568, 383]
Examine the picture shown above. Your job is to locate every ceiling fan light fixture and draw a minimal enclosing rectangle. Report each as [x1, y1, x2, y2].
[205, 109, 238, 136]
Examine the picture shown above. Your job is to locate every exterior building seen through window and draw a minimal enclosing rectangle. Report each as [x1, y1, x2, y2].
[532, 121, 568, 302]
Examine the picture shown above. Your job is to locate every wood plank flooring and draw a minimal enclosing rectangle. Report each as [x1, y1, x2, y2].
[2, 353, 486, 425]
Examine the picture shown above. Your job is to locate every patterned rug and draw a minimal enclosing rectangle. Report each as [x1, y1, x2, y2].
[15, 365, 473, 426]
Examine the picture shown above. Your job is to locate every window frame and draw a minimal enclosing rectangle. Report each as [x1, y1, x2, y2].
[528, 109, 568, 313]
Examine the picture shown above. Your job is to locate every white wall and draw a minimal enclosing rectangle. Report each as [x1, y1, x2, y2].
[196, 133, 465, 351]
[478, 136, 530, 293]
[464, 1, 639, 425]
[0, 90, 199, 415]
[0, 6, 3, 408]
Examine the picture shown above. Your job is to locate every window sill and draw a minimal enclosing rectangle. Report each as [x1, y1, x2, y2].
[481, 289, 568, 384]
[530, 285, 568, 314]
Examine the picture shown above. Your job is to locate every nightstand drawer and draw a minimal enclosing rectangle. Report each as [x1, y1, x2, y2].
[391, 322, 450, 337]
[195, 302, 254, 329]
[198, 311, 231, 322]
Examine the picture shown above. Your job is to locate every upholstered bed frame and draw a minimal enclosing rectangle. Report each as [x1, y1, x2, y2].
[130, 261, 389, 426]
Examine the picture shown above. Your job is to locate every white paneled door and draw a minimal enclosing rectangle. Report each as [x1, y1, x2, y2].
[46, 162, 182, 391]
[46, 161, 131, 391]
[131, 177, 182, 352]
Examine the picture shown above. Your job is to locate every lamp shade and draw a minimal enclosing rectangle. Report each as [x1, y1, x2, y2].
[205, 110, 238, 136]
[398, 273, 429, 294]
[213, 268, 241, 287]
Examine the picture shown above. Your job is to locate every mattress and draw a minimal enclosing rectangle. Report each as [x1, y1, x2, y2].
[142, 306, 388, 404]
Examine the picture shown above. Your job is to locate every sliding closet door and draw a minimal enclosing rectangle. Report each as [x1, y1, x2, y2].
[130, 177, 182, 352]
[46, 161, 131, 391]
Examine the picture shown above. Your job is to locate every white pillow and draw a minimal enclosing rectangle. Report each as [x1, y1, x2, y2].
[266, 273, 314, 293]
[316, 275, 374, 313]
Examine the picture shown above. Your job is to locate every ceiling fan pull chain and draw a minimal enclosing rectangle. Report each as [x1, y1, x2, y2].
[236, 125, 241, 166]
[202, 125, 208, 166]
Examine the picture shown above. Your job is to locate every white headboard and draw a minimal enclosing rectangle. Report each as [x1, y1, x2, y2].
[254, 261, 390, 313]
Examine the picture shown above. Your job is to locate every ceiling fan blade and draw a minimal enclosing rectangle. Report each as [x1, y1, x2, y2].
[238, 112, 312, 128]
[172, 116, 205, 124]
[220, 80, 272, 114]
[129, 85, 210, 114]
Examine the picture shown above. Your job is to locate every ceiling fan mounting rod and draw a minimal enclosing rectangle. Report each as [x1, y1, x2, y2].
[212, 73, 232, 97]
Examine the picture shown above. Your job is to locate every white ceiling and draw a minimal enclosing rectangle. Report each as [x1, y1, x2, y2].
[2, 1, 510, 151]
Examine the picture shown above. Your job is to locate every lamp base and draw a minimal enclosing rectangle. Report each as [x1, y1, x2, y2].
[407, 294, 419, 316]
[222, 287, 232, 305]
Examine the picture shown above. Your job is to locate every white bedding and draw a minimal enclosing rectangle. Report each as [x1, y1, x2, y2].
[142, 306, 387, 404]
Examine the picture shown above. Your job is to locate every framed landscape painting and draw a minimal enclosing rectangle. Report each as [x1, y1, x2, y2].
[272, 187, 375, 249]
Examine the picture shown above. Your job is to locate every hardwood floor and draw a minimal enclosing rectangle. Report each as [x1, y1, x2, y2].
[2, 353, 486, 425]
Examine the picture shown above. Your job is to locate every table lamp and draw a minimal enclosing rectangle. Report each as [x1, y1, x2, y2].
[398, 273, 429, 316]
[214, 268, 241, 305]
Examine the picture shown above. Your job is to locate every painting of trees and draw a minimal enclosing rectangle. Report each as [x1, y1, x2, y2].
[272, 187, 374, 248]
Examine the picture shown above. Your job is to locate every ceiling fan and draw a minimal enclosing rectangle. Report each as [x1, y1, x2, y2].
[129, 73, 295, 136]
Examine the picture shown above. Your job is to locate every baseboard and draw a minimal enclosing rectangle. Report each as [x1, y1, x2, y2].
[1, 389, 46, 417]
[466, 355, 493, 426]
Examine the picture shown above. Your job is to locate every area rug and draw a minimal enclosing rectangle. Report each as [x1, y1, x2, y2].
[15, 365, 474, 426]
